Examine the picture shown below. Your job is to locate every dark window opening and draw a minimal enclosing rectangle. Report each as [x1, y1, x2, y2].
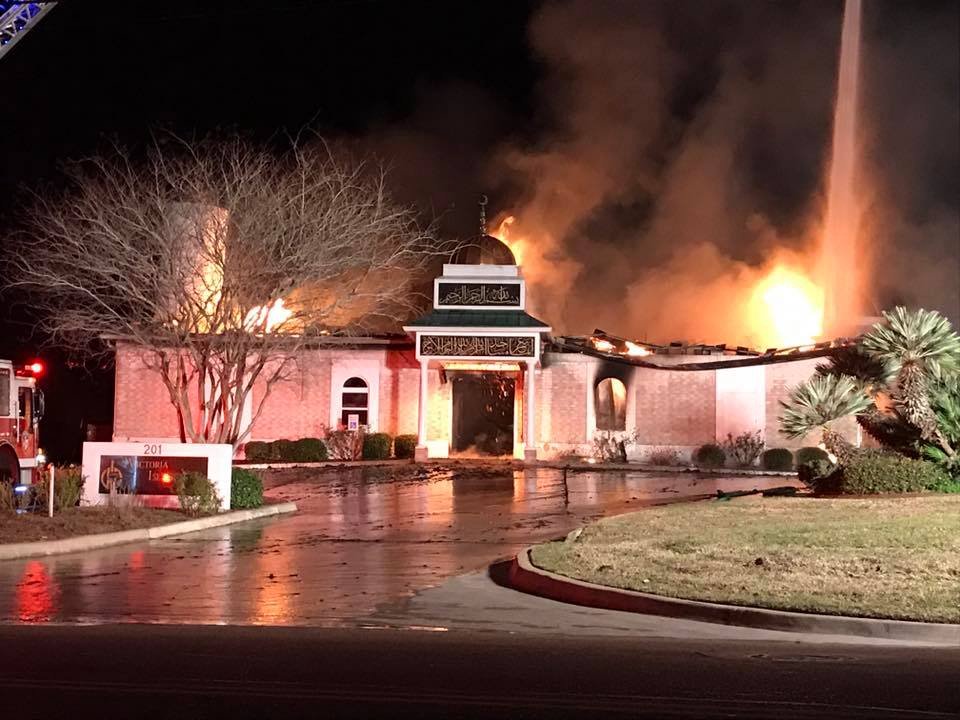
[18, 387, 33, 426]
[595, 377, 627, 431]
[0, 369, 9, 417]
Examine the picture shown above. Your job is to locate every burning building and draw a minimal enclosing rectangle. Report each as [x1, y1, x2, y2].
[112, 235, 860, 462]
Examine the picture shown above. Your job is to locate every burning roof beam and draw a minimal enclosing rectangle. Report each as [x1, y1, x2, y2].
[553, 334, 863, 372]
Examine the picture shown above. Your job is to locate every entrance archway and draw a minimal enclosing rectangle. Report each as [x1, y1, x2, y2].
[451, 372, 515, 456]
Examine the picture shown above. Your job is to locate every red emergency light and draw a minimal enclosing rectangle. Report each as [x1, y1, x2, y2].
[15, 360, 44, 378]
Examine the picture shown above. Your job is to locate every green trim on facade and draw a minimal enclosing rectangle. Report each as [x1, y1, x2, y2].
[406, 309, 550, 329]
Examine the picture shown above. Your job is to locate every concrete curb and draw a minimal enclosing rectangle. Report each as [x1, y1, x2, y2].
[241, 458, 796, 477]
[0, 502, 298, 561]
[554, 463, 797, 477]
[507, 547, 960, 646]
[239, 460, 409, 470]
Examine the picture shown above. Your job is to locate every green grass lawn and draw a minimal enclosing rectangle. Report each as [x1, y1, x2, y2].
[531, 495, 960, 623]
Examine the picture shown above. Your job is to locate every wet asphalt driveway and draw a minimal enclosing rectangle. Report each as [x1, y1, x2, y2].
[0, 465, 792, 626]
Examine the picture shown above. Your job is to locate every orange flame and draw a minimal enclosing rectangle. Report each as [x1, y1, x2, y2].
[491, 215, 525, 266]
[244, 298, 293, 333]
[494, 210, 824, 350]
[748, 264, 824, 348]
[624, 341, 650, 356]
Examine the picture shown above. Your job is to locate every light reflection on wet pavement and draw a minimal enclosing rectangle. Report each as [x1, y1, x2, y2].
[0, 467, 794, 626]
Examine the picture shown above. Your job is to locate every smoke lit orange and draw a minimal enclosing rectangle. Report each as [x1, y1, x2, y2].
[748, 264, 824, 348]
[491, 215, 524, 266]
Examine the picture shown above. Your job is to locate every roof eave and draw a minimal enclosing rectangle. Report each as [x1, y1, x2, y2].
[403, 325, 552, 333]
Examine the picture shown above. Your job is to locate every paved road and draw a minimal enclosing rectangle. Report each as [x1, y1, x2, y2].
[2, 467, 955, 718]
[1, 624, 956, 719]
[0, 466, 792, 626]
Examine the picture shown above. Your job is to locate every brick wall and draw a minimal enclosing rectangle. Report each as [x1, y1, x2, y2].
[715, 365, 766, 439]
[249, 353, 332, 440]
[633, 368, 717, 446]
[113, 344, 182, 441]
[113, 342, 860, 454]
[539, 355, 588, 445]
[380, 350, 420, 436]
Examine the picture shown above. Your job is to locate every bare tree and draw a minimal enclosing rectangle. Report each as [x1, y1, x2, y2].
[5, 134, 444, 448]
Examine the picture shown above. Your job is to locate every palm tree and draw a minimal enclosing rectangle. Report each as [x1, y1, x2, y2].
[922, 376, 960, 474]
[817, 344, 923, 453]
[779, 374, 873, 461]
[862, 307, 960, 458]
[816, 344, 895, 393]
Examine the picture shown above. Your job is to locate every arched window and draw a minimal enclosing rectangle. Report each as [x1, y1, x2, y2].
[340, 377, 369, 428]
[595, 377, 627, 431]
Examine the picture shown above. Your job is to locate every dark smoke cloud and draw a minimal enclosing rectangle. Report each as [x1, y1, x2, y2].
[494, 0, 959, 339]
[483, 0, 858, 343]
[362, 82, 516, 239]
[375, 1, 958, 338]
[861, 0, 960, 325]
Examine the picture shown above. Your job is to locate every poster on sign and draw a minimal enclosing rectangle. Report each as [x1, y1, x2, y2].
[97, 454, 209, 495]
[81, 442, 233, 510]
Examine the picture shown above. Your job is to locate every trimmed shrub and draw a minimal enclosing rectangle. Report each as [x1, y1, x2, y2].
[799, 458, 835, 487]
[694, 443, 726, 469]
[795, 446, 830, 466]
[836, 450, 950, 495]
[231, 468, 263, 509]
[761, 448, 794, 471]
[363, 433, 393, 460]
[174, 471, 222, 516]
[289, 437, 328, 462]
[244, 441, 271, 462]
[723, 431, 765, 467]
[327, 430, 363, 460]
[647, 448, 679, 466]
[394, 434, 417, 459]
[928, 476, 960, 494]
[269, 439, 295, 462]
[37, 465, 85, 510]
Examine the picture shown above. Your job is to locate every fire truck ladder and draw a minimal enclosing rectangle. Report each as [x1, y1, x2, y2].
[0, 1, 56, 61]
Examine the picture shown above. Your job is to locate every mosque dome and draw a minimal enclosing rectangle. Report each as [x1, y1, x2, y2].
[450, 234, 516, 265]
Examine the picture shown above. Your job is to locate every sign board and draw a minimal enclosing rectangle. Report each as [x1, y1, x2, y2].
[435, 282, 522, 308]
[82, 442, 232, 510]
[347, 414, 360, 431]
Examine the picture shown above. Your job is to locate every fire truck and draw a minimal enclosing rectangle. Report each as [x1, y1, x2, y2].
[0, 359, 45, 485]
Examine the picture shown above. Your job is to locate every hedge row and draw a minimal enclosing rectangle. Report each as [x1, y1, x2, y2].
[691, 444, 828, 471]
[810, 449, 950, 495]
[245, 438, 328, 463]
[244, 433, 419, 463]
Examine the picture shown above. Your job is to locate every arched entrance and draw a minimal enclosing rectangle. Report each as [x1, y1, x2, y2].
[451, 371, 516, 456]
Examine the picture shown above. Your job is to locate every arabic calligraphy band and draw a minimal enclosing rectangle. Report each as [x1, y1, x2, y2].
[420, 335, 535, 358]
[437, 283, 520, 307]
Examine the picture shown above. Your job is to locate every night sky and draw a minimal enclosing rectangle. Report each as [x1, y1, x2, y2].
[1, 0, 957, 460]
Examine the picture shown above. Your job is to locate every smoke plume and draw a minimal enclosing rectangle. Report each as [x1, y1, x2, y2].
[484, 0, 958, 342]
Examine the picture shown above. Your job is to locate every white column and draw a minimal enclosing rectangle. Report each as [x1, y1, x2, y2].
[524, 360, 537, 462]
[416, 359, 429, 461]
